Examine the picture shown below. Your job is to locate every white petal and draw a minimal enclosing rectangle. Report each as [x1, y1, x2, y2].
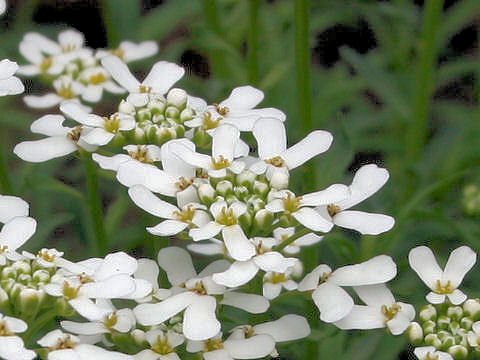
[334, 305, 385, 330]
[0, 77, 24, 96]
[212, 124, 239, 161]
[189, 222, 223, 242]
[82, 85, 103, 103]
[426, 292, 446, 304]
[4, 317, 28, 333]
[49, 349, 81, 360]
[82, 275, 136, 298]
[161, 139, 196, 178]
[234, 139, 250, 157]
[0, 195, 29, 223]
[262, 282, 282, 299]
[443, 246, 476, 288]
[212, 261, 258, 287]
[446, 289, 467, 305]
[81, 128, 114, 146]
[157, 246, 197, 285]
[248, 107, 286, 121]
[60, 321, 107, 335]
[75, 343, 132, 360]
[387, 302, 415, 335]
[221, 292, 269, 313]
[353, 284, 395, 307]
[282, 130, 333, 169]
[24, 32, 61, 54]
[253, 252, 297, 273]
[224, 336, 275, 359]
[171, 144, 212, 170]
[220, 86, 264, 111]
[198, 259, 231, 278]
[148, 220, 188, 236]
[334, 211, 395, 235]
[134, 292, 196, 326]
[331, 255, 397, 286]
[128, 185, 177, 219]
[122, 40, 159, 62]
[23, 93, 62, 108]
[0, 216, 36, 250]
[14, 136, 77, 162]
[312, 282, 354, 323]
[58, 29, 84, 49]
[0, 59, 19, 79]
[253, 314, 310, 342]
[187, 242, 224, 256]
[222, 225, 256, 261]
[30, 114, 68, 136]
[252, 118, 286, 159]
[203, 350, 232, 360]
[0, 336, 36, 360]
[135, 258, 159, 291]
[60, 101, 94, 125]
[183, 296, 220, 341]
[292, 207, 333, 232]
[297, 264, 331, 291]
[92, 154, 130, 171]
[143, 61, 185, 94]
[101, 56, 139, 91]
[118, 162, 177, 196]
[294, 232, 323, 246]
[336, 164, 390, 210]
[300, 184, 350, 207]
[96, 252, 138, 278]
[409, 246, 443, 290]
[69, 298, 111, 320]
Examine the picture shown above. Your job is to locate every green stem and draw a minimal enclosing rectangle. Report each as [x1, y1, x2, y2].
[275, 227, 312, 251]
[23, 309, 57, 346]
[81, 151, 108, 256]
[406, 0, 444, 162]
[203, 0, 228, 79]
[247, 0, 260, 85]
[0, 132, 12, 194]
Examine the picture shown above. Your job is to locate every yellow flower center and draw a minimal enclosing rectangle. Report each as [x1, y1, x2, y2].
[435, 280, 454, 294]
[129, 146, 154, 164]
[38, 249, 57, 262]
[269, 272, 287, 284]
[327, 204, 341, 217]
[204, 338, 224, 352]
[52, 335, 78, 350]
[63, 281, 81, 300]
[110, 47, 125, 60]
[57, 84, 76, 99]
[79, 273, 94, 284]
[104, 313, 118, 331]
[381, 303, 402, 322]
[0, 245, 8, 254]
[283, 193, 302, 214]
[89, 73, 106, 85]
[139, 85, 152, 93]
[218, 207, 237, 226]
[67, 126, 83, 143]
[175, 177, 194, 191]
[189, 281, 207, 295]
[174, 205, 196, 224]
[202, 112, 220, 130]
[214, 103, 229, 116]
[320, 271, 331, 283]
[211, 155, 230, 170]
[151, 335, 173, 355]
[425, 352, 439, 360]
[265, 156, 285, 168]
[61, 44, 77, 53]
[40, 57, 53, 73]
[104, 115, 120, 134]
[0, 321, 13, 336]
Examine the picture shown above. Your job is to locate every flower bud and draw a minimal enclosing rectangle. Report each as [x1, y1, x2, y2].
[253, 181, 270, 198]
[419, 304, 437, 322]
[167, 88, 187, 109]
[1, 278, 15, 293]
[437, 315, 451, 330]
[119, 99, 136, 115]
[1, 266, 17, 280]
[463, 299, 480, 320]
[148, 99, 166, 114]
[0, 287, 9, 306]
[180, 108, 194, 122]
[192, 128, 212, 149]
[238, 212, 252, 230]
[155, 127, 176, 145]
[131, 329, 147, 346]
[422, 320, 436, 335]
[198, 183, 216, 205]
[12, 261, 32, 275]
[33, 269, 51, 284]
[137, 108, 152, 122]
[253, 209, 274, 233]
[407, 322, 423, 345]
[236, 171, 256, 188]
[447, 306, 463, 321]
[216, 180, 233, 197]
[17, 274, 32, 285]
[18, 288, 43, 316]
[460, 317, 473, 330]
[152, 114, 165, 124]
[234, 186, 249, 201]
[248, 196, 265, 213]
[65, 62, 79, 75]
[134, 127, 146, 143]
[424, 333, 442, 348]
[440, 334, 456, 349]
[267, 168, 289, 189]
[165, 106, 180, 119]
[448, 345, 468, 360]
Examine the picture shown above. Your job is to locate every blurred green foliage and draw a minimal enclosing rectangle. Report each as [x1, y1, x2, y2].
[1, 0, 480, 359]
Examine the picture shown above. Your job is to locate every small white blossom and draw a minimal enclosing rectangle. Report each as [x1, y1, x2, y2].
[24, 75, 86, 108]
[0, 59, 24, 96]
[467, 321, 480, 350]
[409, 246, 476, 305]
[298, 255, 397, 323]
[101, 55, 184, 107]
[263, 261, 302, 300]
[334, 284, 415, 335]
[78, 66, 125, 103]
[414, 347, 453, 360]
[134, 329, 184, 360]
[315, 164, 395, 235]
[0, 314, 36, 360]
[96, 40, 158, 63]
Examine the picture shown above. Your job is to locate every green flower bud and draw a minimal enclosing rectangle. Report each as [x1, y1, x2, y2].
[449, 321, 460, 334]
[134, 127, 146, 143]
[1, 278, 15, 293]
[253, 181, 270, 198]
[10, 283, 26, 300]
[448, 306, 464, 321]
[17, 274, 32, 285]
[1, 266, 17, 280]
[198, 183, 216, 206]
[0, 287, 9, 307]
[137, 108, 152, 122]
[119, 99, 136, 115]
[175, 125, 185, 138]
[33, 269, 51, 284]
[460, 317, 473, 330]
[147, 99, 166, 114]
[131, 329, 147, 346]
[441, 334, 456, 349]
[55, 298, 76, 317]
[463, 299, 480, 320]
[424, 333, 442, 348]
[238, 212, 252, 231]
[253, 209, 274, 233]
[236, 171, 256, 189]
[278, 214, 298, 228]
[167, 88, 187, 109]
[423, 320, 436, 335]
[17, 288, 43, 316]
[165, 106, 180, 119]
[407, 322, 423, 345]
[180, 108, 194, 122]
[12, 261, 31, 275]
[216, 180, 234, 197]
[437, 315, 451, 330]
[248, 196, 265, 213]
[268, 169, 289, 189]
[152, 114, 165, 124]
[420, 304, 437, 322]
[193, 128, 212, 149]
[448, 345, 468, 360]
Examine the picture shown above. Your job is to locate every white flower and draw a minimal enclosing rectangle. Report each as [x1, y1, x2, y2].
[334, 284, 415, 335]
[101, 55, 184, 107]
[212, 237, 298, 288]
[38, 329, 132, 360]
[14, 112, 97, 163]
[61, 299, 136, 336]
[96, 41, 158, 63]
[189, 199, 256, 261]
[250, 118, 333, 188]
[272, 227, 323, 254]
[0, 314, 36, 360]
[263, 261, 302, 300]
[78, 66, 125, 103]
[297, 255, 397, 323]
[18, 39, 67, 77]
[186, 332, 275, 360]
[171, 124, 246, 178]
[134, 329, 184, 360]
[24, 75, 86, 108]
[265, 185, 350, 233]
[0, 59, 24, 96]
[315, 164, 395, 235]
[467, 321, 480, 350]
[0, 195, 36, 265]
[23, 248, 86, 273]
[134, 247, 269, 341]
[128, 184, 210, 236]
[60, 101, 135, 146]
[409, 246, 476, 305]
[414, 346, 453, 360]
[134, 258, 172, 303]
[184, 86, 285, 131]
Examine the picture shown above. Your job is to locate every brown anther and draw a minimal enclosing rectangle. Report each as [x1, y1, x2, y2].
[327, 204, 341, 217]
[67, 126, 83, 142]
[52, 334, 78, 350]
[196, 168, 209, 178]
[0, 245, 8, 254]
[128, 146, 154, 164]
[381, 303, 401, 322]
[175, 177, 194, 191]
[38, 249, 56, 262]
[265, 156, 285, 168]
[204, 338, 224, 352]
[79, 273, 94, 284]
[189, 281, 207, 295]
[0, 321, 13, 336]
[214, 103, 229, 116]
[283, 193, 302, 214]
